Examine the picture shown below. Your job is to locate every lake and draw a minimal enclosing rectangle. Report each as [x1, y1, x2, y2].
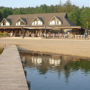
[20, 52, 90, 90]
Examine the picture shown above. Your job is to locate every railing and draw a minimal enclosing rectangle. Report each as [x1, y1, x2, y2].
[44, 34, 89, 39]
[8, 32, 90, 39]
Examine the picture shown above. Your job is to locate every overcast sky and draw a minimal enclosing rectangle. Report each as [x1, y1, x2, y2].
[0, 0, 89, 8]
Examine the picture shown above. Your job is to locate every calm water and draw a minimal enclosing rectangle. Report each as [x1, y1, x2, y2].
[20, 53, 90, 90]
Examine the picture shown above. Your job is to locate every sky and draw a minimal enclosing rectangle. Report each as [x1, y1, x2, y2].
[0, 0, 90, 8]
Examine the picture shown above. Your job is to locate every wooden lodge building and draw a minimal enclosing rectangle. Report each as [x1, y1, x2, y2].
[0, 13, 82, 38]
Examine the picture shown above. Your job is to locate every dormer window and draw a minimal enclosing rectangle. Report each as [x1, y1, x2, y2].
[16, 18, 26, 26]
[1, 18, 10, 26]
[49, 16, 62, 26]
[32, 18, 43, 26]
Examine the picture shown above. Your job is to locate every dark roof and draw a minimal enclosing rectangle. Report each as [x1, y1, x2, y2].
[6, 13, 75, 27]
[1, 18, 11, 24]
[17, 18, 27, 24]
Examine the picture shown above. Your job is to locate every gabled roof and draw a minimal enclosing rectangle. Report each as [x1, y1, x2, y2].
[6, 13, 75, 27]
[50, 16, 61, 20]
[32, 17, 44, 23]
[49, 16, 63, 24]
[1, 18, 11, 24]
[16, 18, 27, 24]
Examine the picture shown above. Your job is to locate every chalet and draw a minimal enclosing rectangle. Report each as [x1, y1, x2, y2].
[0, 13, 82, 37]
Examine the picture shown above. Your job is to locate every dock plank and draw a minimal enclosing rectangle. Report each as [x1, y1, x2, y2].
[0, 45, 28, 90]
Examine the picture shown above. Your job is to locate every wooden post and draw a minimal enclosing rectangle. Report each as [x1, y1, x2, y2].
[21, 27, 25, 38]
[45, 26, 47, 38]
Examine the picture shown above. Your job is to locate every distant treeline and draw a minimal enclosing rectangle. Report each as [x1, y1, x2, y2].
[0, 0, 90, 29]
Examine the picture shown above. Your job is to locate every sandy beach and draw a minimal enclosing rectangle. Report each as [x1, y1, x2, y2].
[0, 37, 90, 58]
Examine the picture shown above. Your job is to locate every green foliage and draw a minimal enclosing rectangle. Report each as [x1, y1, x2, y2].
[66, 60, 90, 73]
[80, 8, 90, 28]
[68, 8, 81, 25]
[0, 12, 3, 21]
[64, 0, 73, 13]
[0, 32, 9, 37]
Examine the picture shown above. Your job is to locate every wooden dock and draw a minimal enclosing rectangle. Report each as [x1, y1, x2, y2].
[0, 45, 28, 90]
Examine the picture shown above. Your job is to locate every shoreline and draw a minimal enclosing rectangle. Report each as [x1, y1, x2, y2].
[19, 48, 90, 59]
[0, 37, 90, 58]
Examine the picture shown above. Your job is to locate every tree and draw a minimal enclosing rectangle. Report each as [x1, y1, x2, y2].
[80, 8, 90, 28]
[68, 8, 81, 25]
[2, 8, 13, 18]
[64, 0, 73, 13]
[13, 8, 25, 14]
[0, 12, 3, 21]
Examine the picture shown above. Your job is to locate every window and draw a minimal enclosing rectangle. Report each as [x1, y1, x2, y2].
[49, 17, 62, 26]
[32, 18, 43, 26]
[1, 19, 10, 26]
[16, 18, 26, 26]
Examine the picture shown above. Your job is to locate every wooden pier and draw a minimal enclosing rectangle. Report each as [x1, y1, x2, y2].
[0, 45, 28, 90]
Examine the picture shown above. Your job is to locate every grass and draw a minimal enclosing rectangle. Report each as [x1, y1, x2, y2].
[0, 32, 9, 37]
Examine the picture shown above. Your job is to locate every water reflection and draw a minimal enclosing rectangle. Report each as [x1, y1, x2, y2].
[20, 52, 90, 90]
[21, 53, 90, 75]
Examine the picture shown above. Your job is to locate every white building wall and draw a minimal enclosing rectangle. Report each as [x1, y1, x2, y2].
[49, 18, 62, 26]
[32, 20, 43, 26]
[16, 21, 21, 26]
[1, 23, 3, 26]
[1, 21, 10, 26]
[6, 22, 10, 26]
[50, 20, 55, 25]
[38, 21, 43, 25]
